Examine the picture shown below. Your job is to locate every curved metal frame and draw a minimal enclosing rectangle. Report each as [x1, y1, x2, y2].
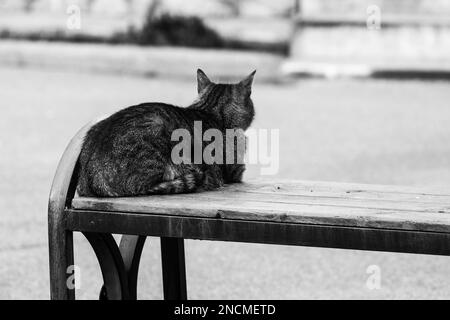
[83, 232, 129, 300]
[98, 235, 147, 300]
[48, 119, 148, 300]
[118, 235, 147, 299]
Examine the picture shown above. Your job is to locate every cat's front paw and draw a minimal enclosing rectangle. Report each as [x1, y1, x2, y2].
[224, 164, 245, 183]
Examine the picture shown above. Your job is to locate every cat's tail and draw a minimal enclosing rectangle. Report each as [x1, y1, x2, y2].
[148, 173, 199, 194]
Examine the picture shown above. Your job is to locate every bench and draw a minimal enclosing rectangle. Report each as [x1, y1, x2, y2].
[48, 121, 450, 300]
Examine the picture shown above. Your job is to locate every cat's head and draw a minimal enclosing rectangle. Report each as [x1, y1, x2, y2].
[195, 69, 256, 130]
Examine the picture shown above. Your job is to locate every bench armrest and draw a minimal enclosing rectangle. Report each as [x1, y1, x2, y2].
[48, 116, 106, 219]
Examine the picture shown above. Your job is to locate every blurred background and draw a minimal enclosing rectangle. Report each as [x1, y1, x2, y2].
[1, 0, 450, 299]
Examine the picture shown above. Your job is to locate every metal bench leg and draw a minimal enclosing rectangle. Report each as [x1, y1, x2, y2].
[83, 232, 130, 300]
[160, 237, 187, 300]
[99, 235, 147, 300]
[49, 227, 75, 300]
[119, 235, 147, 299]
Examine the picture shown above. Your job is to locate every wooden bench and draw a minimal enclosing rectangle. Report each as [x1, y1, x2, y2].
[48, 121, 450, 300]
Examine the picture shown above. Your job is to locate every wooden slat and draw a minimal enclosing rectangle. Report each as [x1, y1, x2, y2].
[225, 179, 450, 197]
[72, 180, 450, 234]
[171, 190, 448, 212]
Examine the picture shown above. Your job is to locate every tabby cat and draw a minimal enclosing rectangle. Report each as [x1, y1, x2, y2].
[77, 69, 256, 197]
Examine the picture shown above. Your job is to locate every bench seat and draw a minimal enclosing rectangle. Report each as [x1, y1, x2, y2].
[72, 180, 450, 233]
[66, 179, 450, 260]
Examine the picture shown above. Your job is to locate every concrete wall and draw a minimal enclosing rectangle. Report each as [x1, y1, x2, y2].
[302, 0, 450, 15]
[0, 0, 294, 17]
[291, 24, 450, 66]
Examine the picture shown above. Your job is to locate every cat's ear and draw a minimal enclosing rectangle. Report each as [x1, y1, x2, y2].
[239, 70, 256, 94]
[197, 68, 211, 93]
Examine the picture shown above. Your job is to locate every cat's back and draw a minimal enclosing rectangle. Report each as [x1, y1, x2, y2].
[77, 102, 189, 196]
[91, 102, 184, 133]
[83, 102, 186, 151]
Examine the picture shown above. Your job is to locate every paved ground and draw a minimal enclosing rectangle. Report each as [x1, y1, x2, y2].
[1, 66, 450, 299]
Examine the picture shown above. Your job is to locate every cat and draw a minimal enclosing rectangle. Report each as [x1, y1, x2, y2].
[77, 69, 256, 197]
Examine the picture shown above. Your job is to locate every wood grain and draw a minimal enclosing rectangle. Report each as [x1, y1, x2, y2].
[72, 180, 450, 234]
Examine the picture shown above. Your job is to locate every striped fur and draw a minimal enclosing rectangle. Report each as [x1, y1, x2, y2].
[77, 69, 255, 197]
